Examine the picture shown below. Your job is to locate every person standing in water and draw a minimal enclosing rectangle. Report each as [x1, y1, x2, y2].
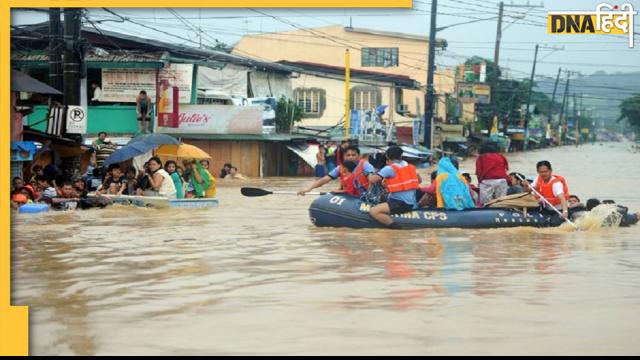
[315, 145, 327, 178]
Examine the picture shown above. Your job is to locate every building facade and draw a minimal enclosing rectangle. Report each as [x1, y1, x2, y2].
[233, 25, 455, 121]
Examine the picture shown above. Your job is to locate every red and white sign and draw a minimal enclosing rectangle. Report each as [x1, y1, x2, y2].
[156, 104, 264, 134]
[157, 79, 179, 128]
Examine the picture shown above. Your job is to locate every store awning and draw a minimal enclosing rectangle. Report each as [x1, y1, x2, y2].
[11, 69, 62, 94]
[287, 143, 318, 168]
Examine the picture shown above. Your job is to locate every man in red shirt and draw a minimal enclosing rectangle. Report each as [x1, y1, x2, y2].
[475, 142, 511, 205]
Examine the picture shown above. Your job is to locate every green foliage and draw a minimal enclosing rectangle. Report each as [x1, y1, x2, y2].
[618, 93, 640, 134]
[445, 95, 458, 120]
[465, 56, 559, 130]
[275, 96, 303, 133]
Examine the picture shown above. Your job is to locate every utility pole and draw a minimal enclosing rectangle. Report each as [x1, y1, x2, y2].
[48, 8, 63, 93]
[523, 44, 539, 151]
[558, 71, 571, 144]
[423, 0, 437, 148]
[490, 1, 504, 129]
[491, 2, 545, 134]
[573, 93, 579, 145]
[547, 67, 562, 127]
[572, 93, 577, 123]
[521, 44, 563, 150]
[63, 8, 82, 106]
[344, 49, 351, 140]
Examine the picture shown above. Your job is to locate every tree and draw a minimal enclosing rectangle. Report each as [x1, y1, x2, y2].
[531, 91, 555, 116]
[618, 93, 640, 134]
[463, 56, 560, 130]
[445, 95, 458, 122]
[475, 78, 529, 129]
[275, 96, 303, 133]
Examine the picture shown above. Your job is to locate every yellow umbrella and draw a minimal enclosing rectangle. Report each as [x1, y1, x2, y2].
[155, 143, 211, 159]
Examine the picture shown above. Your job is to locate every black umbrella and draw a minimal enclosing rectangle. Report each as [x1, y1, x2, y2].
[104, 134, 180, 167]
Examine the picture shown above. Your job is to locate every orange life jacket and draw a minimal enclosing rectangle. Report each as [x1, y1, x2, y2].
[385, 163, 420, 193]
[535, 174, 570, 206]
[11, 193, 28, 204]
[339, 160, 370, 197]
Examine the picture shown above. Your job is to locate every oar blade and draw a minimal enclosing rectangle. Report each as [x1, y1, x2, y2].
[240, 187, 273, 197]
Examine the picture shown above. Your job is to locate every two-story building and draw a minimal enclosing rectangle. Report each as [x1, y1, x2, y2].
[233, 25, 456, 124]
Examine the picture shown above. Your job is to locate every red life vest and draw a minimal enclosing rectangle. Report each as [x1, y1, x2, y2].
[385, 163, 420, 193]
[339, 160, 370, 197]
[535, 174, 570, 206]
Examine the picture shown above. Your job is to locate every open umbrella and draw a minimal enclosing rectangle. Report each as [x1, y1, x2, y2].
[128, 133, 179, 146]
[103, 141, 156, 167]
[104, 133, 180, 167]
[155, 143, 211, 159]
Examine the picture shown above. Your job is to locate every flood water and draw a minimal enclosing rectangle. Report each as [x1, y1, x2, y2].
[11, 142, 640, 355]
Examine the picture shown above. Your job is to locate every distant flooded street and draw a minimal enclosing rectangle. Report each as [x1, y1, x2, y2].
[11, 142, 640, 355]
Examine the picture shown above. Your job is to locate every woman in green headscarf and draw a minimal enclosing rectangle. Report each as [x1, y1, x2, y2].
[184, 159, 210, 198]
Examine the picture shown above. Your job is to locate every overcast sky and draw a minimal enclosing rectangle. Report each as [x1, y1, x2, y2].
[11, 0, 640, 80]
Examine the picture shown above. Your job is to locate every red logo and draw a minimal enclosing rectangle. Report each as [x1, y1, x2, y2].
[178, 113, 210, 125]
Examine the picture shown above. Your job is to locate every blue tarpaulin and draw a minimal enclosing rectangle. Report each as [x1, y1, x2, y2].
[10, 141, 38, 155]
[10, 141, 38, 162]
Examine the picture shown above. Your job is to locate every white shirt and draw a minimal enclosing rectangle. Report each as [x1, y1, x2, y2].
[92, 87, 103, 101]
[42, 186, 58, 198]
[156, 169, 177, 199]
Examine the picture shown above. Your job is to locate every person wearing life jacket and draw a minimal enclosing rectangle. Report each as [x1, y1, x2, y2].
[11, 186, 35, 210]
[526, 160, 570, 219]
[336, 147, 372, 197]
[298, 145, 374, 197]
[334, 140, 351, 168]
[368, 146, 422, 229]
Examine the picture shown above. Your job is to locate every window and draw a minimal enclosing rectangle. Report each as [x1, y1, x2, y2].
[196, 96, 232, 105]
[361, 48, 399, 67]
[294, 88, 326, 118]
[350, 86, 381, 111]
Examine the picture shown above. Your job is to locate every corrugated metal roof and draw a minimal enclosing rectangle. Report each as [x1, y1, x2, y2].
[11, 23, 297, 74]
[80, 26, 297, 74]
[12, 50, 168, 69]
[344, 27, 447, 47]
[278, 61, 420, 89]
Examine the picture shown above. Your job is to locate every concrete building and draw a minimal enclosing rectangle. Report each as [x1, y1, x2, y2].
[233, 25, 455, 121]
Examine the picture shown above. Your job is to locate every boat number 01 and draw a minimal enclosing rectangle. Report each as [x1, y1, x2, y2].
[330, 196, 346, 206]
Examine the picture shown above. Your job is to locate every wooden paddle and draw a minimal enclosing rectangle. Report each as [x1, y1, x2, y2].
[241, 187, 327, 197]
